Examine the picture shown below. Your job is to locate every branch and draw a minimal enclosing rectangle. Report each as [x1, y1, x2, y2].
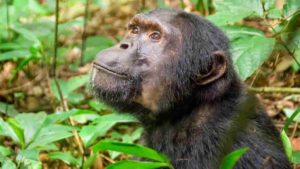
[249, 87, 300, 94]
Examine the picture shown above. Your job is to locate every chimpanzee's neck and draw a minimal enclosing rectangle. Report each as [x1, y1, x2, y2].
[139, 77, 245, 130]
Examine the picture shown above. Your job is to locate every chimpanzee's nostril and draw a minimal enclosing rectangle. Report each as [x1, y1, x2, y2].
[120, 43, 129, 49]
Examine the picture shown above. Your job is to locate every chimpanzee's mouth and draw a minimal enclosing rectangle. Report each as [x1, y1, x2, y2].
[93, 62, 129, 79]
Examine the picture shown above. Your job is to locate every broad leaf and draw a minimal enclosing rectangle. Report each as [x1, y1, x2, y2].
[48, 151, 81, 166]
[231, 36, 275, 80]
[208, 0, 263, 26]
[80, 113, 139, 147]
[106, 160, 172, 169]
[292, 151, 300, 164]
[27, 124, 76, 149]
[0, 118, 21, 145]
[283, 0, 300, 17]
[50, 74, 89, 101]
[0, 50, 31, 62]
[221, 26, 264, 41]
[7, 118, 25, 148]
[0, 102, 19, 117]
[220, 147, 249, 169]
[93, 141, 169, 163]
[0, 146, 12, 157]
[15, 112, 47, 144]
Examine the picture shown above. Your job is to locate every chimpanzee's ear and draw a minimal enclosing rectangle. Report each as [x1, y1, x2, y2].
[194, 51, 227, 85]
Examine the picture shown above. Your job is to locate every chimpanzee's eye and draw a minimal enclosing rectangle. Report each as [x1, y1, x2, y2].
[149, 31, 161, 41]
[131, 26, 139, 34]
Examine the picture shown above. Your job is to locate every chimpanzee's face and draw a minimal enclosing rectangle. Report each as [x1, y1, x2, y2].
[91, 10, 182, 112]
[91, 9, 228, 112]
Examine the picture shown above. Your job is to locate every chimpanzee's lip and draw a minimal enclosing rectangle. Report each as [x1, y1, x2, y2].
[93, 62, 129, 79]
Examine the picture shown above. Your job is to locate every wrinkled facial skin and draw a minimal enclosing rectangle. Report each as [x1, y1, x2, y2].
[90, 10, 182, 112]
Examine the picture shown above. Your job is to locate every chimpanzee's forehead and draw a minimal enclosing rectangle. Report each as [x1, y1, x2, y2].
[137, 9, 178, 23]
[130, 9, 180, 33]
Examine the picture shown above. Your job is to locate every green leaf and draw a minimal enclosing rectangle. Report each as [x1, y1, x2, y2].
[15, 148, 42, 169]
[7, 118, 25, 148]
[0, 43, 26, 50]
[292, 151, 300, 164]
[207, 0, 263, 26]
[50, 74, 89, 101]
[0, 118, 20, 144]
[281, 130, 292, 160]
[15, 112, 47, 145]
[27, 124, 76, 149]
[88, 100, 112, 112]
[0, 50, 31, 62]
[2, 159, 17, 169]
[84, 36, 115, 63]
[220, 147, 249, 169]
[71, 112, 99, 124]
[283, 0, 300, 17]
[11, 26, 41, 46]
[93, 141, 169, 163]
[80, 113, 139, 147]
[281, 28, 300, 72]
[232, 36, 275, 80]
[106, 160, 172, 169]
[17, 149, 39, 161]
[0, 146, 12, 157]
[48, 152, 81, 167]
[0, 102, 19, 117]
[83, 154, 98, 169]
[283, 108, 300, 132]
[156, 0, 169, 8]
[221, 26, 264, 41]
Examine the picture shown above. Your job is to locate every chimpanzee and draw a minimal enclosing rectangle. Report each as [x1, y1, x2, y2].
[90, 9, 291, 169]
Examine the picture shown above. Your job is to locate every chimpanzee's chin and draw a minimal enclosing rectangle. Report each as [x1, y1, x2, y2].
[90, 68, 137, 102]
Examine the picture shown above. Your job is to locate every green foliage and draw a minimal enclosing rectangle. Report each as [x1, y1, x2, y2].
[80, 113, 139, 147]
[220, 147, 249, 169]
[281, 130, 292, 160]
[93, 140, 173, 169]
[281, 107, 300, 164]
[292, 151, 300, 164]
[207, 0, 300, 79]
[283, 108, 300, 131]
[107, 160, 172, 169]
[50, 74, 89, 104]
[48, 152, 81, 167]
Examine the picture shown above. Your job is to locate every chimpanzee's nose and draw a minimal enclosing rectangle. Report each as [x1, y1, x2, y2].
[119, 42, 131, 50]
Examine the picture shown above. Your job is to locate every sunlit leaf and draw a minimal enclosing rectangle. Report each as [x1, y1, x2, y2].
[93, 141, 169, 163]
[292, 151, 300, 164]
[283, 0, 300, 17]
[0, 146, 12, 157]
[0, 50, 31, 62]
[80, 113, 139, 147]
[220, 147, 249, 169]
[27, 124, 76, 149]
[208, 0, 263, 26]
[231, 36, 275, 80]
[0, 118, 20, 144]
[15, 112, 47, 145]
[48, 152, 81, 166]
[0, 102, 19, 117]
[281, 130, 292, 160]
[106, 160, 172, 169]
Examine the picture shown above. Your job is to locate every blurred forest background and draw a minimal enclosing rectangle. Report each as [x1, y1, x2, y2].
[0, 0, 300, 168]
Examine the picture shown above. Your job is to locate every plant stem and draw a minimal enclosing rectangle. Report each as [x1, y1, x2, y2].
[250, 87, 300, 94]
[51, 0, 59, 77]
[80, 0, 90, 66]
